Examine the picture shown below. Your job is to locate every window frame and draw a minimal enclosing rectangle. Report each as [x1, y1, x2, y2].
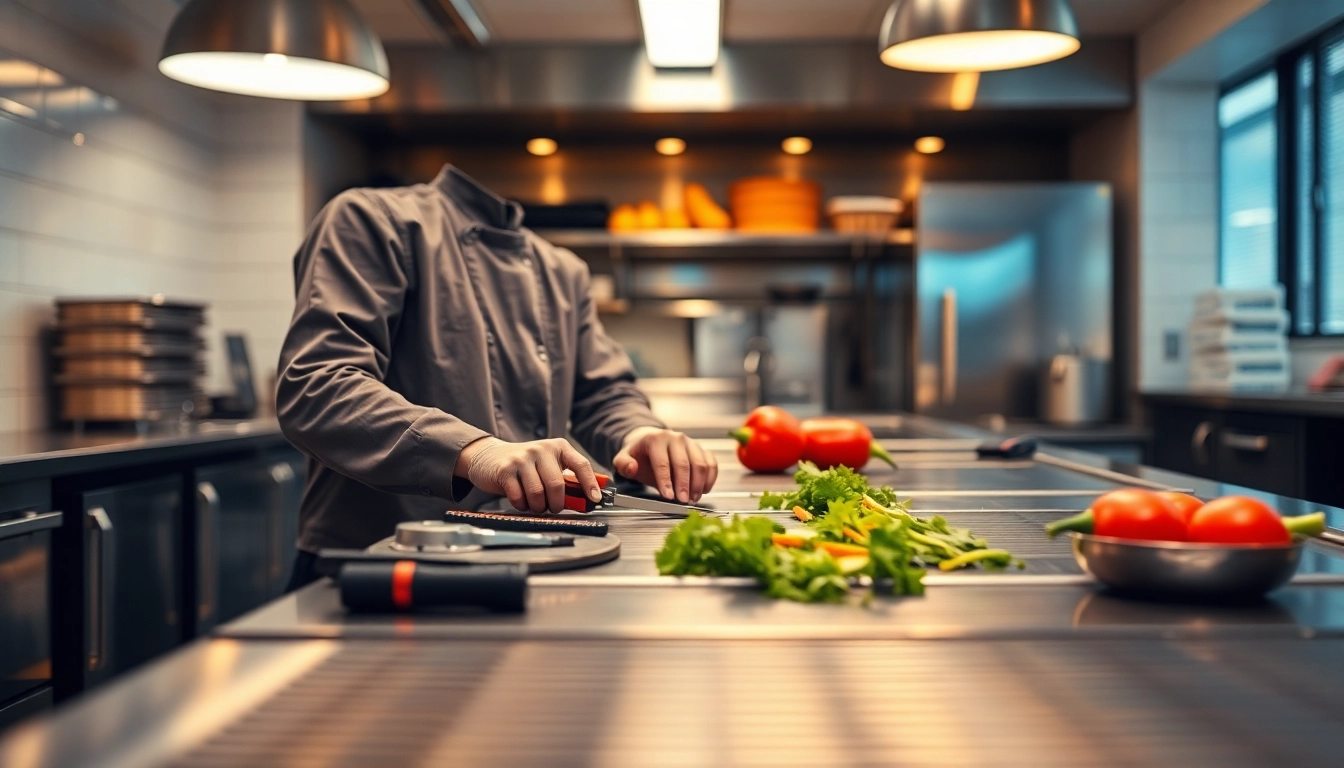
[1219, 22, 1344, 337]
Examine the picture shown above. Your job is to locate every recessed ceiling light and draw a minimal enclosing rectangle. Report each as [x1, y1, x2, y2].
[638, 0, 721, 68]
[656, 137, 686, 156]
[527, 138, 558, 156]
[914, 136, 945, 154]
[159, 0, 389, 100]
[878, 0, 1080, 73]
[781, 137, 812, 155]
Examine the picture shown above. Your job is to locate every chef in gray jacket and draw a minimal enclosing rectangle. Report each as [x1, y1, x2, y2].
[277, 166, 718, 588]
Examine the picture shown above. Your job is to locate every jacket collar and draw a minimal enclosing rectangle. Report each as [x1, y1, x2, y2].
[433, 165, 525, 232]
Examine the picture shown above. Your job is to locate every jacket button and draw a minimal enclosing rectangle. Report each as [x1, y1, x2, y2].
[533, 424, 547, 438]
[485, 331, 495, 345]
[421, 487, 433, 496]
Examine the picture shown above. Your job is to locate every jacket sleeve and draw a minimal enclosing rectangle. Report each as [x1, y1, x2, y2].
[565, 258, 666, 468]
[276, 190, 487, 501]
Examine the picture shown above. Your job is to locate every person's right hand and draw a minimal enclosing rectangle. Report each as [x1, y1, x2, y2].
[456, 437, 602, 514]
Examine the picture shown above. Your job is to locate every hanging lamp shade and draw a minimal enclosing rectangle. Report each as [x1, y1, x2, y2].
[878, 0, 1080, 73]
[159, 0, 389, 100]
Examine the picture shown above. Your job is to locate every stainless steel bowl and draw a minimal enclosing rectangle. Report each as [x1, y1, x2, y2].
[1071, 533, 1304, 601]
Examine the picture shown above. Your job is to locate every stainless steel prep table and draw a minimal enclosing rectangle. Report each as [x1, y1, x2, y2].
[7, 430, 1344, 767]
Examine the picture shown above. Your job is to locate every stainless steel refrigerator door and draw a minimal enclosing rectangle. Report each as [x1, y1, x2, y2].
[915, 182, 1112, 421]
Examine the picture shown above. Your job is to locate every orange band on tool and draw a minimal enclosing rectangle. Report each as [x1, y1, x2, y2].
[391, 560, 416, 609]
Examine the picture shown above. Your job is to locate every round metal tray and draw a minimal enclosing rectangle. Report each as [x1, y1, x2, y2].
[364, 533, 621, 573]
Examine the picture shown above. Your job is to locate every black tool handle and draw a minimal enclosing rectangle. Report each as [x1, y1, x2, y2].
[976, 436, 1038, 459]
[338, 560, 528, 613]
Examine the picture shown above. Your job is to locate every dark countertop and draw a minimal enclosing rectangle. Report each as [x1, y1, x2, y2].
[1144, 389, 1344, 418]
[7, 415, 1344, 766]
[0, 419, 288, 483]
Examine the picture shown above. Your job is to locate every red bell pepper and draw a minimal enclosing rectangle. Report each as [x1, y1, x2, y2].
[1045, 489, 1188, 542]
[799, 417, 897, 471]
[729, 406, 804, 473]
[1187, 496, 1290, 545]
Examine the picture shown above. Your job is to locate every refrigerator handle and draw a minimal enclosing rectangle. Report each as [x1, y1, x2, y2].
[940, 288, 958, 405]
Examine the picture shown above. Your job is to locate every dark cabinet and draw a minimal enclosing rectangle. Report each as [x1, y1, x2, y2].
[1213, 413, 1303, 496]
[195, 452, 304, 632]
[81, 477, 184, 688]
[1150, 404, 1305, 497]
[0, 481, 59, 731]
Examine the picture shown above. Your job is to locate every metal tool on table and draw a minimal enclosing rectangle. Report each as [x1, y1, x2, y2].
[387, 520, 574, 553]
[563, 473, 712, 517]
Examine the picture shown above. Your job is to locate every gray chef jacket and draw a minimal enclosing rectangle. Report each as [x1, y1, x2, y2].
[277, 165, 664, 551]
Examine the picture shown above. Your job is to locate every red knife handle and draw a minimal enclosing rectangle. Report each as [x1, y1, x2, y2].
[563, 473, 612, 512]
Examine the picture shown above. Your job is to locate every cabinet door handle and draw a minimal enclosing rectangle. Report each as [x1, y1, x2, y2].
[940, 288, 958, 405]
[1222, 431, 1270, 452]
[86, 507, 114, 674]
[1191, 421, 1213, 465]
[268, 463, 296, 583]
[196, 481, 220, 626]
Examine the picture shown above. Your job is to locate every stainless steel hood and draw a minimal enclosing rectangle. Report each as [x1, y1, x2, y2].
[311, 38, 1131, 117]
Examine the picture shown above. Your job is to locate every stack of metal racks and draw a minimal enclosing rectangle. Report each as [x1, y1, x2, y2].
[53, 297, 207, 429]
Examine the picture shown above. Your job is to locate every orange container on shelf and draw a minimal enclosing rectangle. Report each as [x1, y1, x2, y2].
[728, 176, 821, 232]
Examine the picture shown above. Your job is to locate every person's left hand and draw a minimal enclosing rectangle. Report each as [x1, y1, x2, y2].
[612, 427, 718, 503]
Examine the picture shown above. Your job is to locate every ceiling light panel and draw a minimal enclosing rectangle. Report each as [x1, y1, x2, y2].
[639, 0, 721, 68]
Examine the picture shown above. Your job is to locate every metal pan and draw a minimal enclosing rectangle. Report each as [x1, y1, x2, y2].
[1071, 532, 1303, 602]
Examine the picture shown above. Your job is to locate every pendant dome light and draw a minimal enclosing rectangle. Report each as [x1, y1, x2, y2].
[878, 0, 1080, 73]
[159, 0, 389, 100]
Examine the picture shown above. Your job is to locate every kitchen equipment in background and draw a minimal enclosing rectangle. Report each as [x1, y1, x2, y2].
[53, 298, 207, 429]
[637, 378, 747, 426]
[521, 201, 610, 229]
[915, 182, 1112, 422]
[1188, 287, 1289, 393]
[729, 177, 821, 232]
[208, 335, 257, 419]
[693, 308, 756, 379]
[0, 498, 61, 729]
[1041, 353, 1110, 425]
[763, 303, 828, 416]
[826, 196, 904, 234]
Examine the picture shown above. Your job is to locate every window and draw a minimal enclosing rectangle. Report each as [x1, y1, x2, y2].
[1322, 37, 1344, 332]
[1218, 73, 1278, 289]
[1218, 21, 1344, 336]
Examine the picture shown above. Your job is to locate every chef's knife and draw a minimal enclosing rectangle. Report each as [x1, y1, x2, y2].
[563, 473, 711, 517]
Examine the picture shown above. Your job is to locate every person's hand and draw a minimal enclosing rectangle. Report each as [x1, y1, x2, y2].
[612, 427, 718, 503]
[456, 437, 601, 514]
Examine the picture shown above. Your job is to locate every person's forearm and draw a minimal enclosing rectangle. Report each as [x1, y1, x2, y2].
[277, 363, 487, 501]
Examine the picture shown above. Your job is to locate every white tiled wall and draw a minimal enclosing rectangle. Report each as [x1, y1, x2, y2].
[0, 0, 305, 432]
[1137, 81, 1220, 390]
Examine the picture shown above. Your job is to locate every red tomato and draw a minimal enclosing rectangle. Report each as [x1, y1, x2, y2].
[1090, 489, 1188, 542]
[1158, 492, 1204, 526]
[730, 406, 804, 473]
[1187, 496, 1291, 545]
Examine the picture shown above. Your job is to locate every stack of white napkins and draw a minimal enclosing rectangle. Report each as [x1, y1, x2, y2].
[1188, 286, 1290, 392]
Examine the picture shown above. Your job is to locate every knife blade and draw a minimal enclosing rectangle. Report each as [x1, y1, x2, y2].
[563, 473, 709, 517]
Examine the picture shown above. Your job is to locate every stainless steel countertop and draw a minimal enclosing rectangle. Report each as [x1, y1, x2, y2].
[0, 419, 287, 483]
[1144, 389, 1344, 418]
[8, 420, 1344, 766]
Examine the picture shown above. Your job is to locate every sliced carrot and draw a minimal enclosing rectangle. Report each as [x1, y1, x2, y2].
[772, 533, 808, 548]
[793, 506, 813, 522]
[842, 527, 868, 545]
[815, 541, 869, 558]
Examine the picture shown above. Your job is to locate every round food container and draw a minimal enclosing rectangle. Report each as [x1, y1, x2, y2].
[825, 196, 904, 234]
[1071, 533, 1304, 601]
